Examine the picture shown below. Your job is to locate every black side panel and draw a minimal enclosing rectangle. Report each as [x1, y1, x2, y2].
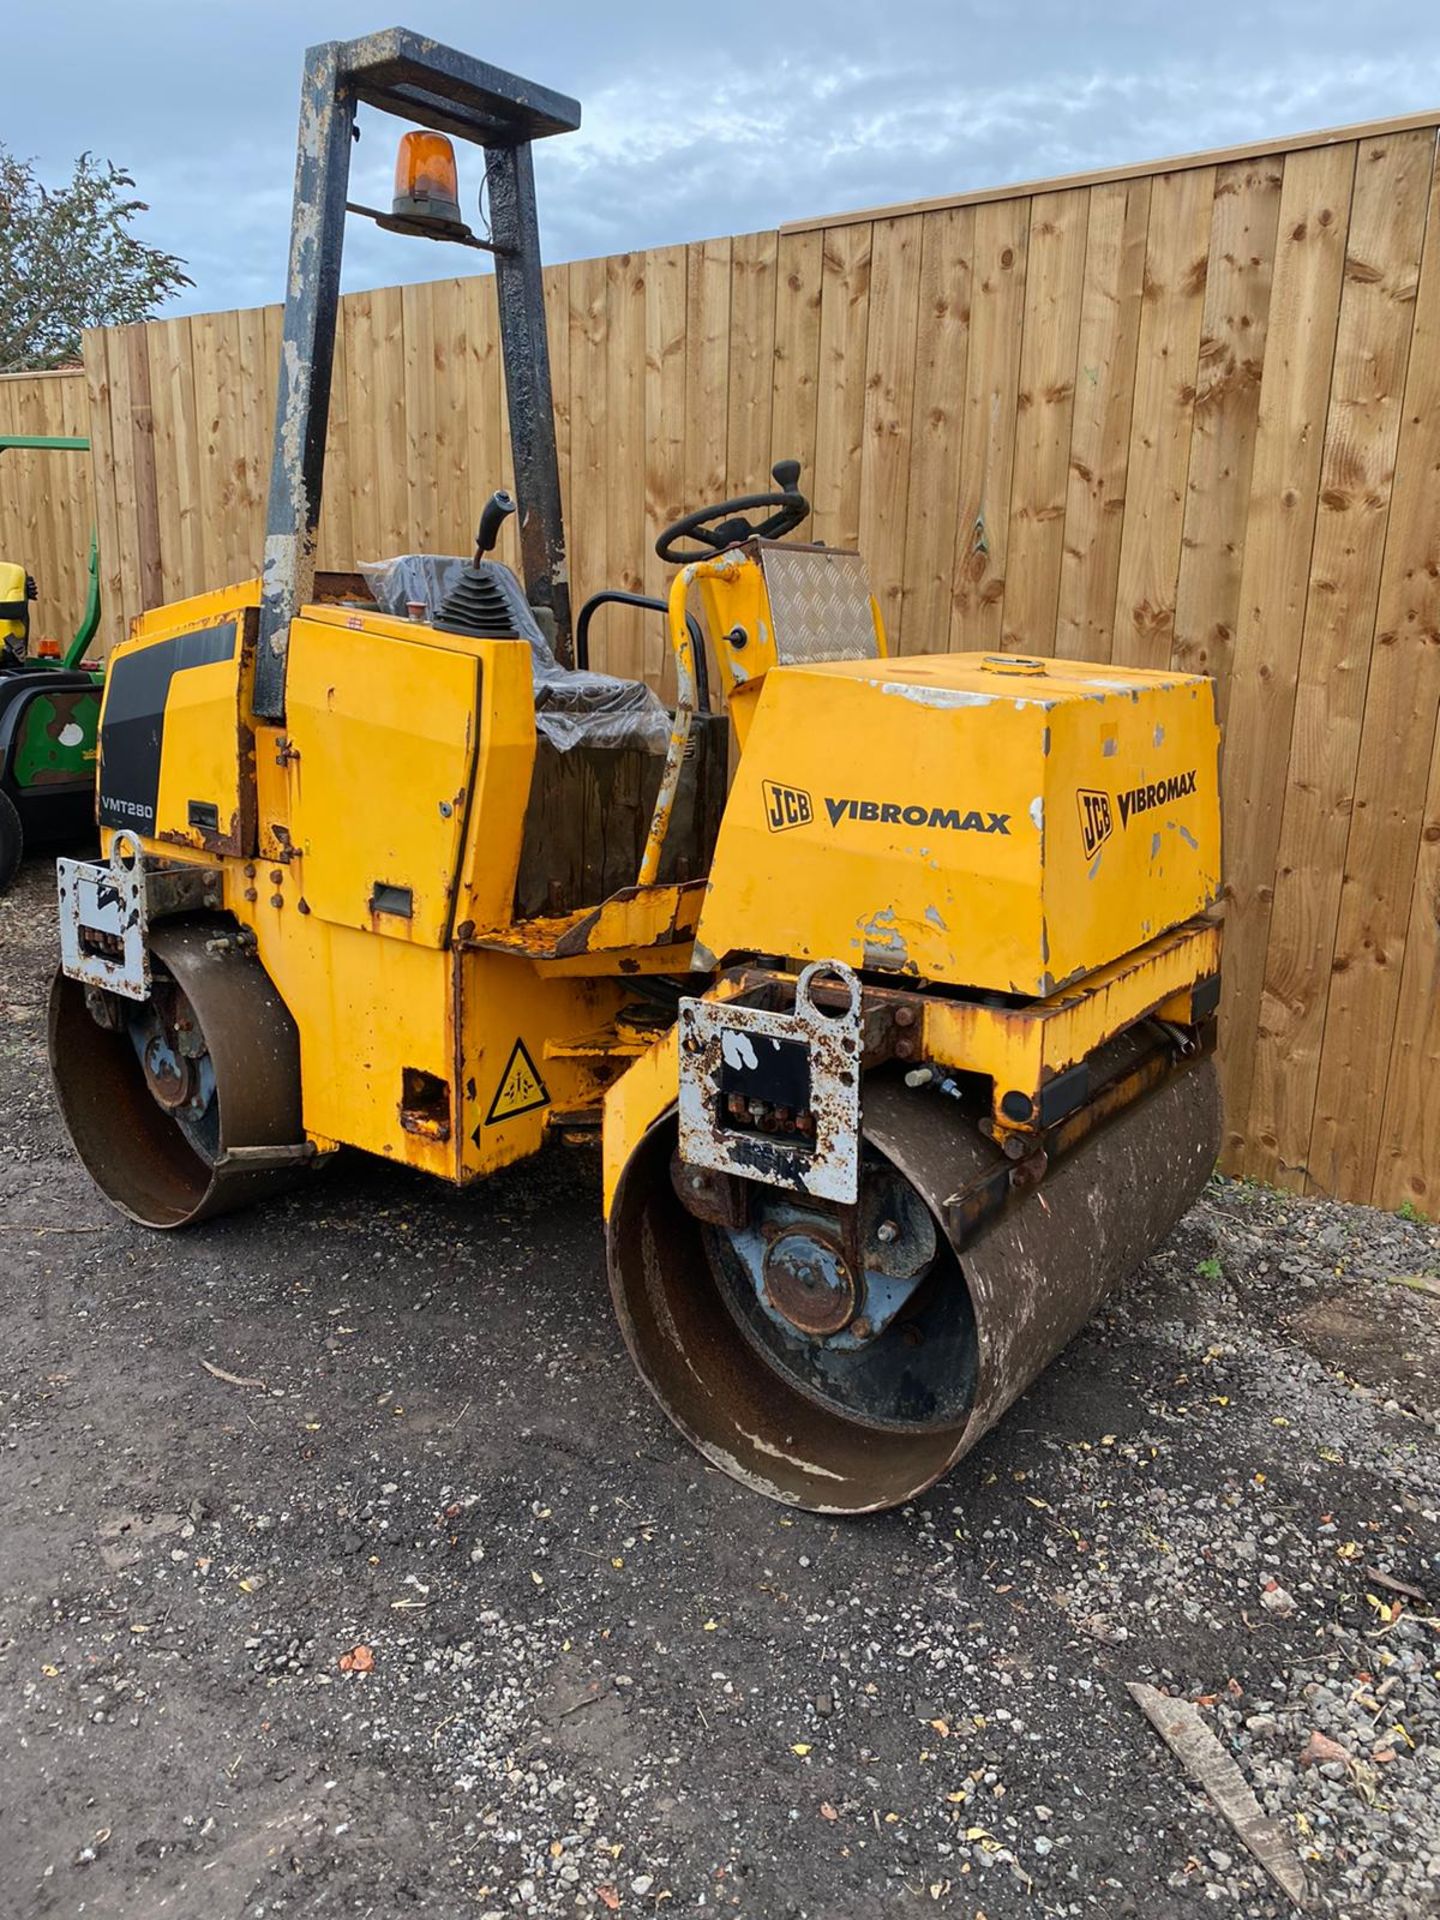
[98, 623, 237, 835]
[514, 712, 729, 918]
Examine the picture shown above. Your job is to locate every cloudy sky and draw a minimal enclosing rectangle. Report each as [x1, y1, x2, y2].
[10, 1, 1440, 316]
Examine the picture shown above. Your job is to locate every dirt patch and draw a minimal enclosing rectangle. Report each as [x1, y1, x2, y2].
[1289, 1292, 1440, 1420]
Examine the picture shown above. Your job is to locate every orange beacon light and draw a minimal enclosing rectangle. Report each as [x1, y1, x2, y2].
[391, 130, 463, 232]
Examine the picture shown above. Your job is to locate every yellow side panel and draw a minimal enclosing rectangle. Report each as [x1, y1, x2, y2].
[1046, 675, 1222, 969]
[455, 951, 627, 1179]
[695, 653, 1220, 996]
[602, 1029, 678, 1216]
[282, 617, 481, 947]
[224, 819, 625, 1183]
[243, 618, 610, 1181]
[452, 635, 536, 935]
[240, 906, 458, 1178]
[231, 880, 629, 1184]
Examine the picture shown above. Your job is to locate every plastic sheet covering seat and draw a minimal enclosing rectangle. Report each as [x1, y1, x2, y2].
[358, 553, 670, 754]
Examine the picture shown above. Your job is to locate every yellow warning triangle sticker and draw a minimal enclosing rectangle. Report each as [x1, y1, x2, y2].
[484, 1037, 550, 1126]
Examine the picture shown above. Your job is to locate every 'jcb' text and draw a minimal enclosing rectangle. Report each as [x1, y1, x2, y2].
[825, 797, 1010, 835]
[763, 781, 813, 832]
[1117, 769, 1198, 827]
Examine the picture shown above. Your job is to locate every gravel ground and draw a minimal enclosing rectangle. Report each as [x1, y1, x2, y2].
[2, 856, 1438, 1920]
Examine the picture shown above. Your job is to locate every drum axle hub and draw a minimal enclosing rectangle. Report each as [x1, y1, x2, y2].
[763, 1229, 857, 1336]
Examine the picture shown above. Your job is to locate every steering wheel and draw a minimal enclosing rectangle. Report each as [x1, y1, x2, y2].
[655, 459, 810, 566]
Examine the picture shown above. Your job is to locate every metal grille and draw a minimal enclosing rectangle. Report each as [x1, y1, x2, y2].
[758, 548, 880, 665]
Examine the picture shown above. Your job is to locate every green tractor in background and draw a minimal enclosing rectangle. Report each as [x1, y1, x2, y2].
[0, 433, 104, 895]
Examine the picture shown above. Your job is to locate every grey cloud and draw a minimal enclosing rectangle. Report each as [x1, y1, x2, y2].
[8, 2, 1440, 315]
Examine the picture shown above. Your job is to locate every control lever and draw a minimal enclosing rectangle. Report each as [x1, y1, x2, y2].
[473, 489, 516, 562]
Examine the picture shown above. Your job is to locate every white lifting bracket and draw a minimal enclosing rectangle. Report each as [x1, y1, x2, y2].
[56, 833, 223, 1002]
[676, 960, 863, 1205]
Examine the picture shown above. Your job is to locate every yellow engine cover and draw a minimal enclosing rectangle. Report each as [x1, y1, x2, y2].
[693, 652, 1220, 996]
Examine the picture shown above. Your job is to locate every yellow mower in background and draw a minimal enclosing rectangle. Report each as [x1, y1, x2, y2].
[49, 29, 1222, 1513]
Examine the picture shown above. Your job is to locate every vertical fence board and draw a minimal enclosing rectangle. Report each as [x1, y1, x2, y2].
[459, 275, 511, 570]
[103, 329, 145, 632]
[79, 343, 122, 651]
[208, 311, 245, 582]
[1110, 168, 1216, 669]
[770, 230, 824, 508]
[148, 314, 200, 602]
[811, 224, 872, 551]
[402, 282, 441, 559]
[542, 263, 572, 523]
[1171, 158, 1284, 708]
[726, 230, 778, 495]
[641, 246, 687, 686]
[568, 254, 610, 663]
[190, 313, 230, 586]
[1003, 190, 1089, 655]
[316, 287, 354, 572]
[899, 206, 973, 656]
[1218, 141, 1358, 1172]
[1055, 178, 1150, 662]
[1313, 140, 1440, 1205]
[236, 307, 274, 575]
[605, 250, 648, 678]
[341, 292, 380, 566]
[858, 216, 924, 648]
[375, 288, 412, 557]
[952, 198, 1028, 652]
[1247, 131, 1433, 1191]
[684, 238, 733, 515]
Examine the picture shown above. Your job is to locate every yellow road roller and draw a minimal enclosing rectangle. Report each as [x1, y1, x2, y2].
[49, 29, 1222, 1512]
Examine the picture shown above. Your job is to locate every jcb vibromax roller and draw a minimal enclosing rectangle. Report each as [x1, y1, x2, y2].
[49, 30, 1222, 1512]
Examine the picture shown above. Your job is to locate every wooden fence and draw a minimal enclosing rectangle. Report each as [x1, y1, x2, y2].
[0, 368, 94, 651]
[14, 113, 1440, 1213]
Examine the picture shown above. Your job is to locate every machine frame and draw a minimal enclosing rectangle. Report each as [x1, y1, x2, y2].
[48, 28, 1225, 1514]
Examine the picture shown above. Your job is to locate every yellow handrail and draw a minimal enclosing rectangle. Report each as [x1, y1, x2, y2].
[636, 565, 701, 888]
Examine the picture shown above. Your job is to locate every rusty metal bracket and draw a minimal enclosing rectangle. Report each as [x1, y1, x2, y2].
[677, 961, 864, 1205]
[57, 835, 224, 1002]
[669, 1151, 750, 1230]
